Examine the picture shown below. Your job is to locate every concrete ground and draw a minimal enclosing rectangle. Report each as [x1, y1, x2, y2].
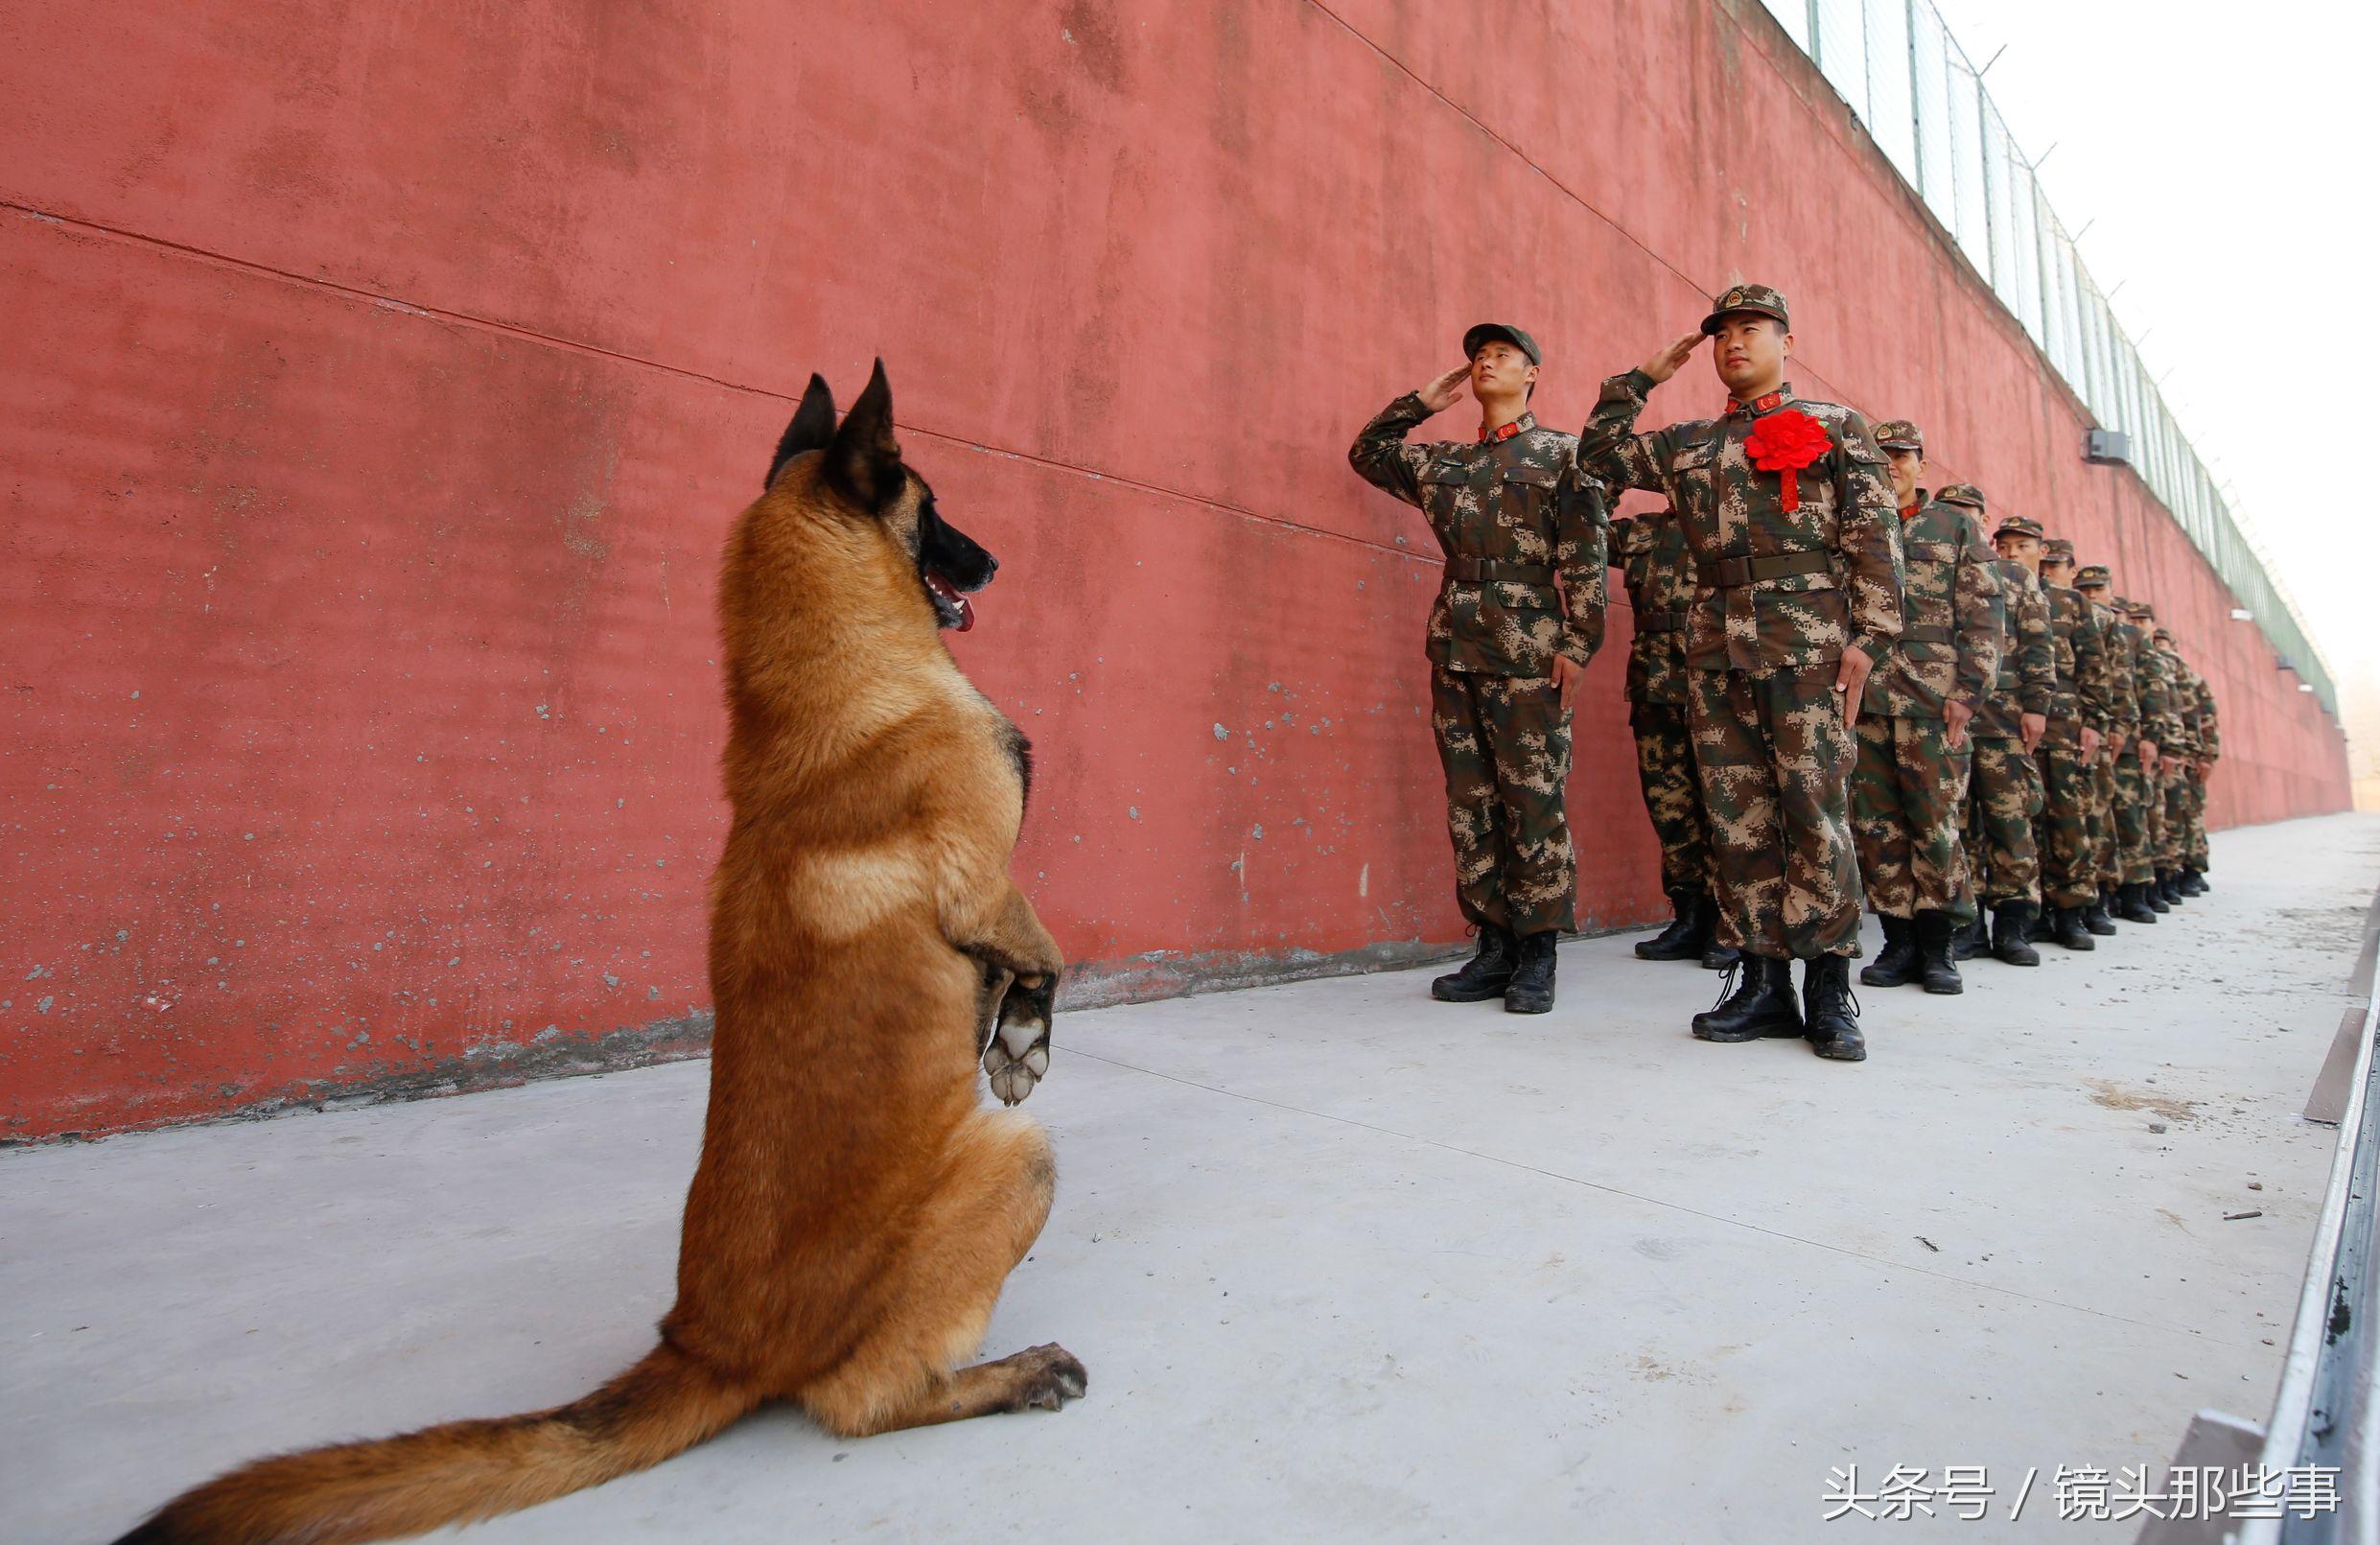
[7, 813, 2378, 1545]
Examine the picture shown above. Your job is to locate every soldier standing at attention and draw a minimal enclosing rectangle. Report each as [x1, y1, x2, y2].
[2149, 624, 2205, 908]
[2127, 600, 2179, 916]
[1350, 323, 1608, 1014]
[1850, 421, 2001, 996]
[1953, 500, 2052, 965]
[2033, 537, 2113, 949]
[2046, 542, 2122, 938]
[2074, 565, 2149, 926]
[2183, 671, 2221, 894]
[1579, 284, 1903, 1061]
[1611, 506, 1738, 971]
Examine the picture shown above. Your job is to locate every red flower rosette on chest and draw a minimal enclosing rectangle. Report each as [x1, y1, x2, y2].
[1742, 408, 1832, 513]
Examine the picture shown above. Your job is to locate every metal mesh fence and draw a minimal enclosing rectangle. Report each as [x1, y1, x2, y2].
[1762, 0, 2333, 711]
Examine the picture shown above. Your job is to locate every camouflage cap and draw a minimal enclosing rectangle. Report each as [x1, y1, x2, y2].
[1700, 282, 1790, 336]
[2153, 625, 2175, 643]
[1873, 419, 1924, 453]
[2042, 537, 2076, 563]
[1994, 514, 2045, 541]
[2074, 564, 2112, 588]
[1462, 322, 1542, 366]
[1935, 482, 1987, 511]
[2127, 599, 2156, 620]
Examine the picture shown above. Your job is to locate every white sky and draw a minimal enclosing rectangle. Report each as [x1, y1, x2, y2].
[1931, 0, 2375, 728]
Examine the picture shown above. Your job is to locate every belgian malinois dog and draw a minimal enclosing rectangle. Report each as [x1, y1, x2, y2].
[115, 363, 1082, 1544]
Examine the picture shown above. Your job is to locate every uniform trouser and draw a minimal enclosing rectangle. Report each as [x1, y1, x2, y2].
[1430, 666, 1577, 936]
[2034, 736, 2098, 909]
[1687, 662, 1861, 960]
[2144, 757, 2169, 867]
[1849, 713, 1974, 923]
[2112, 751, 2156, 885]
[2158, 759, 2190, 870]
[1629, 700, 1713, 899]
[2184, 770, 2212, 872]
[1963, 737, 2043, 906]
[2088, 749, 2117, 889]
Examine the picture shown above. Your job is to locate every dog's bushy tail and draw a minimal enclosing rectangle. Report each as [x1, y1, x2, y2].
[112, 1340, 758, 1545]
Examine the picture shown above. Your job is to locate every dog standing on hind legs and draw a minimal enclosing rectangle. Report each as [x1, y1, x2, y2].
[114, 362, 1083, 1545]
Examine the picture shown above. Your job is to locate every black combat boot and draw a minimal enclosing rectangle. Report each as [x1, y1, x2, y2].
[1431, 924, 1517, 1002]
[2049, 904, 2095, 951]
[1634, 891, 1714, 962]
[1991, 901, 2042, 967]
[1701, 941, 1742, 971]
[2190, 869, 2211, 893]
[2085, 888, 2118, 936]
[2179, 868, 2206, 897]
[1691, 956, 1803, 1042]
[2144, 876, 2172, 914]
[2118, 881, 2159, 925]
[2158, 871, 2185, 906]
[1504, 930, 1558, 1014]
[1914, 910, 1963, 995]
[1802, 955, 1867, 1061]
[1951, 912, 1989, 961]
[1860, 914, 1920, 988]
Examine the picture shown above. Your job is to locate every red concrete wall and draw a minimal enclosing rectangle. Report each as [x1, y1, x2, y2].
[1, 0, 2345, 1140]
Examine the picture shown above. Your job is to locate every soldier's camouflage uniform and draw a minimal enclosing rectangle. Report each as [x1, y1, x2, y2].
[2078, 575, 2139, 892]
[1851, 488, 2001, 922]
[2189, 681, 2221, 873]
[2132, 616, 2179, 868]
[1962, 555, 2053, 907]
[1610, 509, 1713, 900]
[2154, 636, 2205, 874]
[1352, 396, 1608, 936]
[2034, 575, 2112, 909]
[2107, 600, 2165, 886]
[1580, 376, 1903, 960]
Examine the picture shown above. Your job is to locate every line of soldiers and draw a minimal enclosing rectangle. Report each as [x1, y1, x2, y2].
[1349, 285, 2223, 1062]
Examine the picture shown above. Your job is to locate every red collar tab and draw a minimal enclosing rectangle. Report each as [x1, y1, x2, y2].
[1727, 388, 1789, 417]
[1899, 502, 1922, 521]
[1478, 412, 1534, 444]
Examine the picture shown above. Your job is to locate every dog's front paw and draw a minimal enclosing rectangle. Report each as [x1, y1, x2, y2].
[982, 979, 1053, 1106]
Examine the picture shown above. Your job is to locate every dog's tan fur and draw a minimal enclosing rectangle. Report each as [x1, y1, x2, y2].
[115, 364, 1078, 1545]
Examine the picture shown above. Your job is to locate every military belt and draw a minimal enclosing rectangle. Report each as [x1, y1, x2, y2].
[1897, 624, 1954, 644]
[1445, 556, 1556, 584]
[1634, 612, 1686, 634]
[1695, 550, 1832, 588]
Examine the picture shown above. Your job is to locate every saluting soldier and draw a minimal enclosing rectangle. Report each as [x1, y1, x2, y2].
[1351, 323, 1608, 1014]
[1953, 502, 2053, 965]
[2127, 599, 2180, 915]
[2032, 536, 2113, 949]
[2074, 565, 2152, 925]
[1579, 284, 1903, 1061]
[1851, 420, 2001, 996]
[1611, 506, 1738, 971]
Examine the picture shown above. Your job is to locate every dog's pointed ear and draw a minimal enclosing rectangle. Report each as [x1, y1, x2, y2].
[765, 374, 838, 491]
[825, 359, 902, 511]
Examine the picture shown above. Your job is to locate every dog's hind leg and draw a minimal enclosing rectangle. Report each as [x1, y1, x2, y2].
[789, 1111, 1085, 1438]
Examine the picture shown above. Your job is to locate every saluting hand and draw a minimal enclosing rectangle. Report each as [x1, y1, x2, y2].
[1416, 363, 1472, 413]
[1638, 332, 1705, 386]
